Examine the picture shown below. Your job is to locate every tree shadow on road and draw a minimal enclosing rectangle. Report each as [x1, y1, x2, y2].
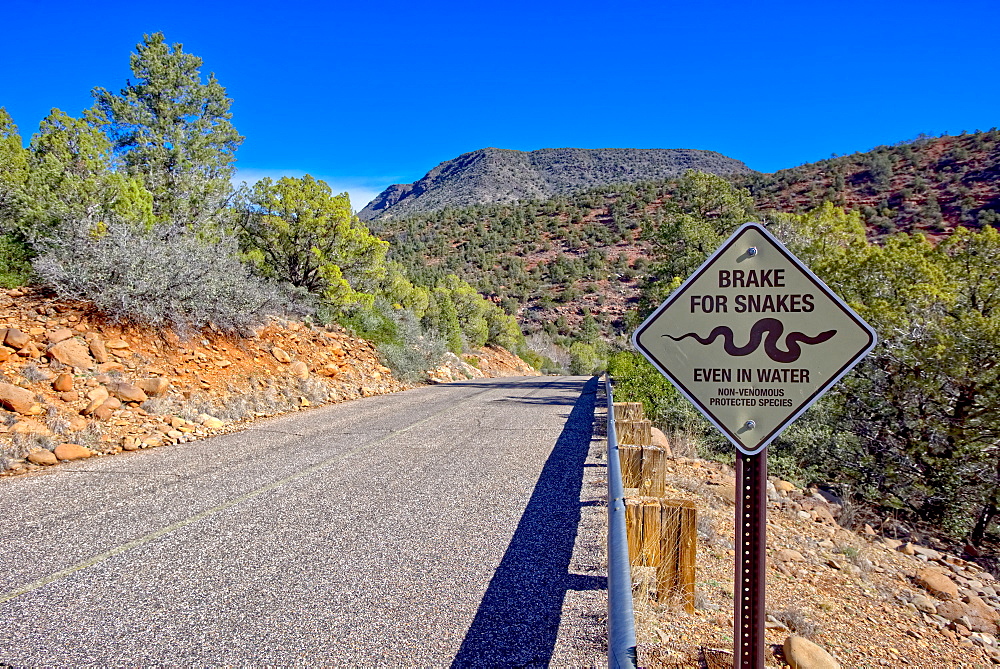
[452, 376, 604, 667]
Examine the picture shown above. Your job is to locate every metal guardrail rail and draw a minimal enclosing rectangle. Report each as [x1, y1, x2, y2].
[605, 374, 638, 669]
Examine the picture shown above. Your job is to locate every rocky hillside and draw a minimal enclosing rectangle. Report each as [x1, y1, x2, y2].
[740, 129, 1000, 236]
[633, 453, 1000, 667]
[0, 288, 536, 478]
[358, 147, 751, 220]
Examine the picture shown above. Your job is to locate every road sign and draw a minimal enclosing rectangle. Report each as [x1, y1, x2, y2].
[632, 222, 876, 455]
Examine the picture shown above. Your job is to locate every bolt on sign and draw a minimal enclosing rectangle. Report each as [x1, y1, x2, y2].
[632, 222, 877, 455]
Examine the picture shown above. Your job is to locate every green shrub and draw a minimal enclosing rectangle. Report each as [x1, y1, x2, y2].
[0, 232, 33, 288]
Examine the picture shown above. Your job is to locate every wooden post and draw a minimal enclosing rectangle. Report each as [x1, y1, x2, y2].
[656, 500, 697, 613]
[617, 419, 652, 446]
[614, 402, 645, 421]
[640, 446, 667, 497]
[619, 446, 642, 488]
[624, 498, 643, 564]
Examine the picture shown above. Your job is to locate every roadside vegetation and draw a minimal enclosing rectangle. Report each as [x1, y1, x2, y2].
[0, 33, 529, 380]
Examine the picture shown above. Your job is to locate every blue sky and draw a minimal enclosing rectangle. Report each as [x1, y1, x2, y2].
[3, 0, 998, 211]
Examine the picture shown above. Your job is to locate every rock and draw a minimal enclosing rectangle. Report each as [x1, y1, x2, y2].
[775, 480, 796, 494]
[136, 377, 170, 397]
[272, 346, 291, 363]
[53, 373, 74, 392]
[784, 635, 840, 669]
[27, 449, 58, 466]
[0, 382, 42, 415]
[900, 542, 916, 555]
[202, 418, 224, 430]
[105, 338, 130, 350]
[863, 524, 877, 536]
[97, 362, 125, 374]
[82, 387, 110, 415]
[17, 342, 41, 358]
[965, 595, 1000, 633]
[59, 391, 79, 402]
[911, 593, 938, 614]
[9, 419, 52, 436]
[47, 328, 75, 344]
[86, 335, 108, 363]
[289, 360, 309, 379]
[0, 346, 11, 362]
[883, 537, 903, 550]
[47, 339, 95, 370]
[650, 427, 672, 455]
[4, 328, 30, 349]
[107, 381, 147, 403]
[68, 416, 88, 431]
[912, 545, 943, 560]
[54, 443, 94, 461]
[775, 548, 807, 563]
[916, 567, 960, 601]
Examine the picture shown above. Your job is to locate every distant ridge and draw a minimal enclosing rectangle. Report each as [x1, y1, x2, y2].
[358, 147, 751, 220]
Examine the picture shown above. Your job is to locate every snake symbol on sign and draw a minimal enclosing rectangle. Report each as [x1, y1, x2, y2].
[663, 317, 837, 364]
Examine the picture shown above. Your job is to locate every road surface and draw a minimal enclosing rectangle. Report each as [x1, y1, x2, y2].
[0, 376, 607, 666]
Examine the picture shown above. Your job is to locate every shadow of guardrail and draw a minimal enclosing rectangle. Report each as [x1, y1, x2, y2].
[451, 376, 603, 667]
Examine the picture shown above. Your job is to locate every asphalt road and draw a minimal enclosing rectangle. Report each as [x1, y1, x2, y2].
[0, 376, 607, 666]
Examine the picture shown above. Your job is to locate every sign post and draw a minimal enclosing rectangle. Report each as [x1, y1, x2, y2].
[632, 223, 876, 668]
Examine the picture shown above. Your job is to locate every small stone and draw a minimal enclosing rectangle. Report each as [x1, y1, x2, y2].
[900, 542, 916, 555]
[202, 418, 224, 430]
[54, 443, 94, 461]
[882, 537, 903, 550]
[105, 338, 130, 350]
[783, 635, 840, 669]
[53, 373, 74, 392]
[27, 449, 58, 466]
[59, 391, 79, 402]
[271, 346, 291, 363]
[863, 524, 877, 536]
[0, 346, 11, 362]
[68, 416, 88, 431]
[166, 430, 183, 439]
[289, 360, 309, 379]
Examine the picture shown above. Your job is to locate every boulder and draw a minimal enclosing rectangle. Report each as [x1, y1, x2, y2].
[650, 427, 672, 455]
[916, 567, 960, 601]
[4, 328, 30, 349]
[53, 373, 74, 392]
[0, 382, 42, 415]
[136, 377, 170, 397]
[54, 443, 94, 461]
[46, 328, 75, 344]
[107, 381, 147, 403]
[47, 339, 95, 370]
[783, 635, 840, 669]
[272, 346, 291, 363]
[27, 449, 58, 466]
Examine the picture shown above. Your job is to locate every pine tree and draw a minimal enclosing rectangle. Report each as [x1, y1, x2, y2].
[91, 32, 243, 227]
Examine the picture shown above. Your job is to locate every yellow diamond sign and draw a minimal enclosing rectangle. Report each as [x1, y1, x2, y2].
[632, 223, 876, 455]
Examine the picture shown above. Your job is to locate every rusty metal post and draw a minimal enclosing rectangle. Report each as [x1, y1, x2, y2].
[734, 449, 767, 669]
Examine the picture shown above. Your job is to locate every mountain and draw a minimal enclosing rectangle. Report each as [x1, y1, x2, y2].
[357, 147, 751, 220]
[371, 131, 1000, 348]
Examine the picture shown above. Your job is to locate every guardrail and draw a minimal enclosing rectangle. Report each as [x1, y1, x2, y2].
[605, 374, 638, 669]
